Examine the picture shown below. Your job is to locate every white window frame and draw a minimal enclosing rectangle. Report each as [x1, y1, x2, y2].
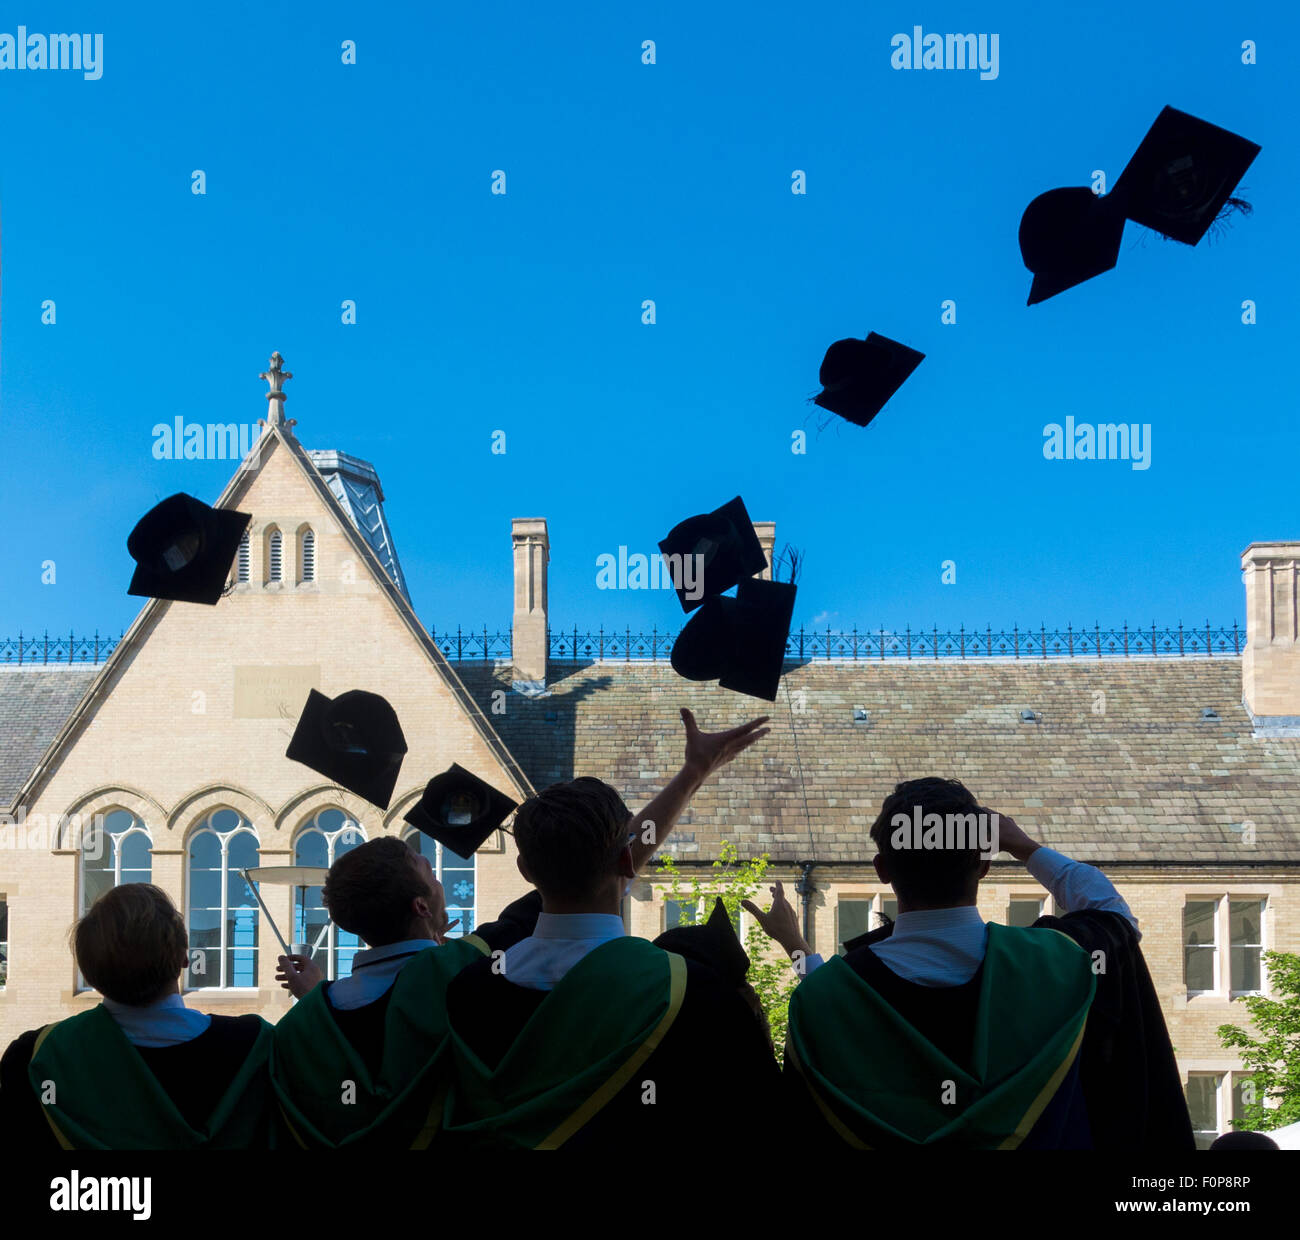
[402, 829, 478, 938]
[1007, 894, 1045, 927]
[186, 817, 260, 991]
[236, 531, 250, 583]
[1183, 894, 1269, 999]
[1184, 896, 1221, 997]
[80, 811, 153, 916]
[267, 528, 283, 583]
[293, 812, 365, 980]
[300, 528, 316, 583]
[1186, 1071, 1226, 1148]
[0, 893, 8, 990]
[1228, 896, 1266, 998]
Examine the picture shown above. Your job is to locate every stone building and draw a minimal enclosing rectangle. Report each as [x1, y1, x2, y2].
[1, 365, 1297, 1147]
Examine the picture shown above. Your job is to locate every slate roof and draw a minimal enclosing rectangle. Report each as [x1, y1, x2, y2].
[7, 656, 1300, 866]
[454, 657, 1300, 867]
[0, 668, 99, 808]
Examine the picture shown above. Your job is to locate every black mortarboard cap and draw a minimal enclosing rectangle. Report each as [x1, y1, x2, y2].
[813, 333, 924, 428]
[1019, 187, 1126, 305]
[127, 493, 251, 605]
[285, 689, 408, 810]
[658, 496, 767, 613]
[654, 897, 750, 986]
[1112, 106, 1260, 246]
[670, 576, 795, 702]
[403, 763, 518, 857]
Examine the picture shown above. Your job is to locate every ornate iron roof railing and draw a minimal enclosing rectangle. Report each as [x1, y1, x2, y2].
[431, 622, 1244, 663]
[2, 622, 1244, 667]
[0, 632, 124, 665]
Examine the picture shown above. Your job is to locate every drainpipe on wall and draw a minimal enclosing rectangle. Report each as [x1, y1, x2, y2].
[794, 860, 817, 949]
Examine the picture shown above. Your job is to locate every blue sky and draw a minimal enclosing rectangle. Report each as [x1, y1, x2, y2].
[0, 2, 1292, 644]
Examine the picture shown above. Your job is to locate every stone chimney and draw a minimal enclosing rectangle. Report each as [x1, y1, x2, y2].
[1241, 542, 1300, 731]
[511, 518, 549, 690]
[754, 521, 776, 580]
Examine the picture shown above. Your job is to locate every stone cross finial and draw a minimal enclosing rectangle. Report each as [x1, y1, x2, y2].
[259, 352, 293, 425]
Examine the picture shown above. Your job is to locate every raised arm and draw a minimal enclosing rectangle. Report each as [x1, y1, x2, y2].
[995, 813, 1140, 937]
[627, 708, 770, 873]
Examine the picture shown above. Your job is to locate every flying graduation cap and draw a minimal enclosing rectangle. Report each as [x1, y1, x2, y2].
[126, 493, 251, 605]
[403, 763, 519, 857]
[1111, 106, 1260, 247]
[670, 575, 796, 703]
[655, 897, 750, 987]
[285, 689, 408, 810]
[1019, 106, 1260, 304]
[1019, 187, 1125, 305]
[812, 333, 925, 428]
[658, 496, 768, 613]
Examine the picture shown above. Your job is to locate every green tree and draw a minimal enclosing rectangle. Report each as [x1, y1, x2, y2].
[656, 841, 797, 1061]
[1216, 951, 1300, 1131]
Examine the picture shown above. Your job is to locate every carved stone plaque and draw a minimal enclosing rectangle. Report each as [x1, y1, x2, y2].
[234, 665, 321, 719]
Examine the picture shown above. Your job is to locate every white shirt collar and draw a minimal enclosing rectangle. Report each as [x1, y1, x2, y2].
[531, 912, 626, 941]
[350, 938, 439, 970]
[101, 991, 211, 1047]
[889, 905, 985, 940]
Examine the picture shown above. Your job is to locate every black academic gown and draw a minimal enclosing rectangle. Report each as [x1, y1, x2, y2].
[443, 948, 781, 1150]
[0, 1014, 266, 1152]
[323, 890, 546, 1077]
[830, 908, 1194, 1151]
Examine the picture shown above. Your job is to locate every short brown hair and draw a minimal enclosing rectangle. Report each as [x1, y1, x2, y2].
[323, 837, 430, 946]
[74, 884, 188, 1005]
[512, 777, 631, 901]
[869, 777, 988, 906]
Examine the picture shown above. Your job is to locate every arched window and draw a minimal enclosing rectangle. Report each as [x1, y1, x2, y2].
[236, 531, 250, 583]
[300, 529, 316, 583]
[186, 809, 259, 990]
[268, 529, 283, 583]
[293, 809, 364, 978]
[402, 830, 476, 937]
[80, 809, 152, 915]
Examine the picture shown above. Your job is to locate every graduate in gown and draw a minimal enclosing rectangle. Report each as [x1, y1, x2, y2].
[439, 709, 780, 1151]
[0, 884, 275, 1150]
[747, 777, 1194, 1150]
[269, 836, 542, 1149]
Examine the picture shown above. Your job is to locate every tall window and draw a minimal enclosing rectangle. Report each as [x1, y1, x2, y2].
[879, 896, 898, 927]
[1007, 897, 1043, 928]
[1230, 899, 1264, 994]
[836, 898, 873, 954]
[1186, 1074, 1222, 1150]
[1184, 899, 1218, 993]
[294, 809, 363, 977]
[1185, 1074, 1258, 1149]
[187, 810, 259, 989]
[81, 809, 152, 914]
[1183, 897, 1267, 995]
[300, 529, 316, 582]
[236, 531, 250, 582]
[268, 529, 283, 582]
[403, 831, 476, 937]
[0, 896, 8, 990]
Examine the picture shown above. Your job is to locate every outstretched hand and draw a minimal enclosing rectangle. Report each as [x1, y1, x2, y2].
[681, 708, 771, 781]
[742, 880, 809, 959]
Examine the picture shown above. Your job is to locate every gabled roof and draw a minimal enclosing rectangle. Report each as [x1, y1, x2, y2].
[6, 424, 532, 814]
